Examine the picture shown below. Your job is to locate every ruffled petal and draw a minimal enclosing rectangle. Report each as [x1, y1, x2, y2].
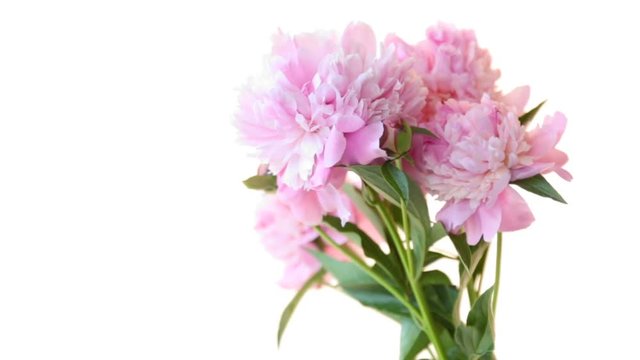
[464, 212, 483, 245]
[341, 22, 376, 64]
[500, 86, 530, 115]
[478, 202, 502, 242]
[342, 122, 386, 164]
[335, 114, 365, 133]
[498, 186, 535, 232]
[436, 200, 476, 232]
[323, 127, 347, 167]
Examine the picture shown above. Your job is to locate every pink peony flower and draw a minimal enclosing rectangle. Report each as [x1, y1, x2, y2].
[511, 112, 573, 181]
[385, 23, 500, 104]
[237, 23, 427, 190]
[412, 95, 571, 244]
[256, 193, 351, 289]
[276, 168, 351, 226]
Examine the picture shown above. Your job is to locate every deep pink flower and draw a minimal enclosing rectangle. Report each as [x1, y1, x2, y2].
[412, 95, 570, 244]
[237, 23, 427, 190]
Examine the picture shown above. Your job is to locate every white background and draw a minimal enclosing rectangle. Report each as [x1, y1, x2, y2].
[1, 0, 638, 359]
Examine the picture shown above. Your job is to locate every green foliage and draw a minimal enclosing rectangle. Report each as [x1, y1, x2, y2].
[519, 100, 546, 125]
[454, 287, 495, 359]
[323, 216, 405, 286]
[310, 250, 410, 319]
[349, 165, 430, 225]
[512, 174, 567, 203]
[342, 183, 385, 237]
[350, 164, 436, 279]
[448, 233, 472, 275]
[411, 126, 437, 138]
[400, 318, 429, 360]
[382, 162, 410, 202]
[242, 174, 277, 192]
[396, 122, 414, 155]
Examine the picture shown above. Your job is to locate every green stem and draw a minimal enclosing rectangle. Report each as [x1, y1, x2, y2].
[313, 226, 422, 322]
[375, 201, 447, 360]
[400, 199, 414, 276]
[492, 232, 503, 314]
[375, 203, 411, 277]
[452, 242, 489, 325]
[467, 281, 478, 305]
[476, 249, 489, 296]
[408, 268, 447, 360]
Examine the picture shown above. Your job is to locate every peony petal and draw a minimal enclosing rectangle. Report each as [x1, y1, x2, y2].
[477, 202, 502, 242]
[436, 200, 476, 232]
[515, 112, 571, 181]
[464, 212, 483, 245]
[527, 112, 567, 158]
[277, 185, 324, 226]
[498, 186, 535, 232]
[341, 22, 376, 64]
[500, 86, 530, 115]
[279, 251, 321, 289]
[342, 122, 386, 165]
[316, 184, 352, 225]
[323, 127, 347, 167]
[383, 34, 414, 61]
[335, 114, 366, 133]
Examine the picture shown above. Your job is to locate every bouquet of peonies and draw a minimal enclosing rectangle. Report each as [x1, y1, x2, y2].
[236, 22, 570, 359]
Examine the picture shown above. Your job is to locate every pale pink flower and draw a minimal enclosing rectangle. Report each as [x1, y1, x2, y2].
[276, 168, 351, 226]
[237, 23, 427, 190]
[256, 194, 351, 289]
[412, 95, 570, 244]
[511, 112, 573, 181]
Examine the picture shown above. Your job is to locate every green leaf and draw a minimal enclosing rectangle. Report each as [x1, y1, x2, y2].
[343, 183, 385, 237]
[242, 174, 277, 192]
[397, 277, 459, 359]
[519, 100, 546, 125]
[400, 318, 429, 360]
[310, 250, 409, 318]
[424, 251, 445, 266]
[454, 325, 481, 357]
[323, 216, 405, 286]
[448, 233, 472, 275]
[396, 122, 413, 154]
[466, 287, 495, 354]
[411, 126, 437, 138]
[454, 287, 495, 358]
[350, 165, 430, 224]
[350, 164, 436, 278]
[511, 174, 567, 204]
[322, 215, 365, 245]
[424, 283, 459, 332]
[411, 216, 428, 278]
[431, 223, 447, 242]
[350, 165, 397, 201]
[277, 270, 325, 346]
[381, 162, 410, 202]
[452, 242, 489, 325]
[420, 270, 453, 286]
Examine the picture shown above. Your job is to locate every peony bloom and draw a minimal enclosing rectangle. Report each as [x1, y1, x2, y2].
[256, 194, 351, 289]
[237, 23, 427, 190]
[385, 23, 499, 104]
[276, 168, 351, 226]
[412, 95, 571, 244]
